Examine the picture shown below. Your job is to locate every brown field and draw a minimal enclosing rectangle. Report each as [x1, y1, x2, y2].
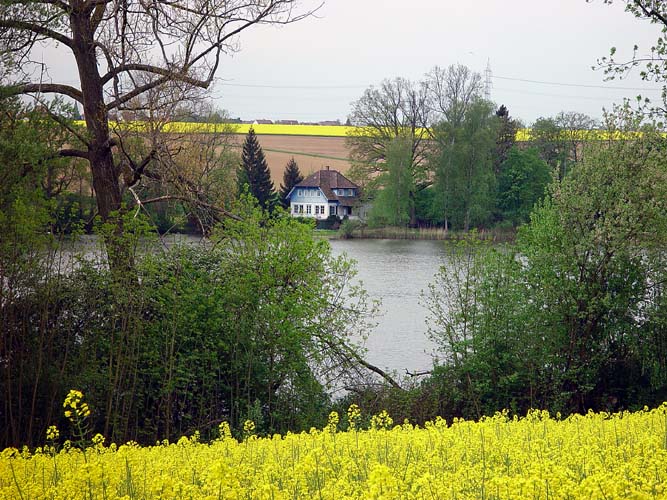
[232, 134, 353, 185]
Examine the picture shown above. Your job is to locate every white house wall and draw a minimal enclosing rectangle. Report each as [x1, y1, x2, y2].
[289, 187, 333, 219]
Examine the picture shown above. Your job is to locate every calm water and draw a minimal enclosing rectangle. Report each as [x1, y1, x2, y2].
[329, 239, 446, 375]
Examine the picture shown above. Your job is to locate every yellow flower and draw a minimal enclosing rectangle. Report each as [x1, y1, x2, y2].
[46, 425, 59, 441]
[326, 411, 339, 433]
[243, 419, 255, 434]
[347, 403, 361, 430]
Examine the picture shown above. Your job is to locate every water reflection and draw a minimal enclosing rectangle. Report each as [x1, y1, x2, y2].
[329, 239, 446, 375]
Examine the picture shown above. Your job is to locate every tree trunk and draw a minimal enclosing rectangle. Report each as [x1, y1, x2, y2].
[70, 8, 131, 273]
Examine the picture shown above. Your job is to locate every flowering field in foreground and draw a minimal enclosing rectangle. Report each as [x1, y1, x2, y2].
[2, 405, 667, 500]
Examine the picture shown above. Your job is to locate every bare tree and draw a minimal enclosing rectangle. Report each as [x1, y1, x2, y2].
[0, 0, 318, 270]
[346, 77, 432, 226]
[425, 64, 483, 128]
[555, 111, 597, 166]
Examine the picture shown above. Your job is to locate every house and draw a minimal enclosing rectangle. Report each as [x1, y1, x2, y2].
[286, 167, 361, 220]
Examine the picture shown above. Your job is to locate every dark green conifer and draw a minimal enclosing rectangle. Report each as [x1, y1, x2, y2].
[279, 157, 304, 208]
[239, 127, 276, 210]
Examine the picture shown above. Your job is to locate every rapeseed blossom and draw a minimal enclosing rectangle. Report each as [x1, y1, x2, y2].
[2, 404, 667, 499]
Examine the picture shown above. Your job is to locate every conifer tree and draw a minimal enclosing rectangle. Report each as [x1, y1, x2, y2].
[239, 127, 276, 210]
[494, 104, 519, 176]
[279, 158, 304, 208]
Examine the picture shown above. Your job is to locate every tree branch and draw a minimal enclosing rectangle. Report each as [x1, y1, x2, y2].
[0, 19, 73, 48]
[101, 63, 210, 87]
[140, 195, 242, 221]
[635, 1, 667, 27]
[9, 83, 84, 104]
[59, 148, 89, 159]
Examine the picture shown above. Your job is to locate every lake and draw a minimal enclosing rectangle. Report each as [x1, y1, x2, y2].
[329, 239, 447, 375]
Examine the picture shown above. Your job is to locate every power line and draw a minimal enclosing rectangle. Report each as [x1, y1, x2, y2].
[493, 74, 662, 92]
[493, 87, 645, 101]
[218, 82, 366, 90]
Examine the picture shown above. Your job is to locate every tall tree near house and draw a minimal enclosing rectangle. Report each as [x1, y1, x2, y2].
[368, 136, 414, 227]
[425, 64, 484, 128]
[0, 0, 316, 271]
[432, 99, 497, 231]
[239, 127, 276, 211]
[279, 158, 303, 209]
[346, 77, 432, 227]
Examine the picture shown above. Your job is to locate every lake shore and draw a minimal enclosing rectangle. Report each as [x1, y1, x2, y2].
[331, 225, 517, 242]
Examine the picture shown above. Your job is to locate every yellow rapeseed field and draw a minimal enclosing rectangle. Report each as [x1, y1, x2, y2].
[75, 121, 646, 142]
[2, 403, 667, 499]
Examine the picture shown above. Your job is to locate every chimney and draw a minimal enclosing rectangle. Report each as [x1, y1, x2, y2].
[325, 165, 330, 170]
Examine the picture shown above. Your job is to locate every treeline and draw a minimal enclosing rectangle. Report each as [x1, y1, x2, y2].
[346, 108, 667, 423]
[347, 65, 603, 231]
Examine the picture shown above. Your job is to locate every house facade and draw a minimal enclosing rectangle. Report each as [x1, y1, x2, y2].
[286, 167, 361, 220]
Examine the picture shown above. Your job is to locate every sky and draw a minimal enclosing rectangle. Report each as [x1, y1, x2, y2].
[210, 0, 665, 126]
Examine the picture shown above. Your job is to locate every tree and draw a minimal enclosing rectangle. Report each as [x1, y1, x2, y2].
[0, 0, 316, 270]
[493, 104, 520, 175]
[496, 147, 551, 226]
[346, 77, 431, 226]
[279, 158, 303, 209]
[426, 110, 667, 416]
[554, 111, 597, 178]
[135, 109, 241, 235]
[367, 136, 414, 227]
[597, 0, 667, 120]
[239, 127, 276, 211]
[530, 117, 567, 177]
[432, 100, 497, 230]
[425, 64, 483, 128]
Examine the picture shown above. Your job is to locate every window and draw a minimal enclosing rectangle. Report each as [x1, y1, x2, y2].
[315, 205, 320, 215]
[292, 204, 298, 213]
[306, 205, 311, 215]
[329, 205, 336, 216]
[317, 190, 321, 197]
[299, 205, 304, 214]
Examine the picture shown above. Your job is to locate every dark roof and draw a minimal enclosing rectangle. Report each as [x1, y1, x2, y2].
[295, 169, 359, 205]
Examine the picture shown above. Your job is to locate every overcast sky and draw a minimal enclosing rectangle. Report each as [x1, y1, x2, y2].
[211, 0, 665, 125]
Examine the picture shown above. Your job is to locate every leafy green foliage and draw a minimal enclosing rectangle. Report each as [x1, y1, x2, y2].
[425, 114, 667, 418]
[496, 147, 551, 225]
[431, 100, 497, 230]
[0, 199, 374, 446]
[597, 1, 667, 122]
[367, 136, 414, 227]
[529, 117, 567, 176]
